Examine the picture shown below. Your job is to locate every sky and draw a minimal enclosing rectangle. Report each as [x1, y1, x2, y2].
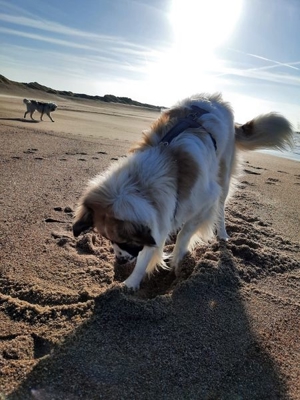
[0, 0, 299, 127]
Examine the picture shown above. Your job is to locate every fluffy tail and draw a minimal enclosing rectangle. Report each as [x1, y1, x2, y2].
[23, 98, 30, 104]
[235, 113, 294, 151]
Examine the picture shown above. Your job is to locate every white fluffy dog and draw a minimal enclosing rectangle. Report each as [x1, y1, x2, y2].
[23, 99, 57, 122]
[73, 93, 293, 289]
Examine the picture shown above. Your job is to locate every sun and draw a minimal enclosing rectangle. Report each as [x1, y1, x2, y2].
[144, 0, 243, 106]
[169, 0, 243, 51]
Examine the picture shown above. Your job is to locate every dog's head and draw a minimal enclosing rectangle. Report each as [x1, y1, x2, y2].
[73, 199, 156, 264]
[50, 103, 57, 112]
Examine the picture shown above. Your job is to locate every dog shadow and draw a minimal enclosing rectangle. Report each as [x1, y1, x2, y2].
[9, 241, 289, 400]
[0, 117, 39, 123]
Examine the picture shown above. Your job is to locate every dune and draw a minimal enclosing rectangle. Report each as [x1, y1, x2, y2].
[0, 90, 299, 399]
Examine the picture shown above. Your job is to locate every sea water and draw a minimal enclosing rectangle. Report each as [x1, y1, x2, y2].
[258, 132, 300, 162]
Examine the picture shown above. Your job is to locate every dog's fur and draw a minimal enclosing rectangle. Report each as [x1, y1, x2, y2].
[23, 99, 57, 122]
[73, 93, 293, 289]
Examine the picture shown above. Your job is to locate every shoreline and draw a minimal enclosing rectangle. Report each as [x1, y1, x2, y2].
[257, 148, 300, 162]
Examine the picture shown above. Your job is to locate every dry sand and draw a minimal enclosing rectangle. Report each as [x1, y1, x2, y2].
[0, 94, 299, 400]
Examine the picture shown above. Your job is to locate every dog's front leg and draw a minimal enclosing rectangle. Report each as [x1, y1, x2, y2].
[124, 246, 157, 290]
[47, 112, 54, 122]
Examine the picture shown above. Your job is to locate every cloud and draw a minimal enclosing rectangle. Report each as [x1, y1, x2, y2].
[0, 13, 108, 39]
[0, 43, 149, 83]
[0, 27, 100, 50]
[0, 12, 165, 54]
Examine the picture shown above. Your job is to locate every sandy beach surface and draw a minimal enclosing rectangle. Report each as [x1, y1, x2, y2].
[0, 93, 299, 400]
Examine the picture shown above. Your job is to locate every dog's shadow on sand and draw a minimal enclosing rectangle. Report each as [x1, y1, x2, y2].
[0, 117, 39, 123]
[9, 242, 288, 400]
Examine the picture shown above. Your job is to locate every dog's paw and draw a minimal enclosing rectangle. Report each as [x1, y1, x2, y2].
[217, 233, 230, 241]
[170, 250, 188, 276]
[123, 277, 140, 290]
[175, 252, 196, 278]
[217, 229, 230, 241]
[216, 223, 230, 241]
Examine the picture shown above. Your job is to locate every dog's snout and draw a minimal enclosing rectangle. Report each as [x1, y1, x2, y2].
[116, 257, 130, 265]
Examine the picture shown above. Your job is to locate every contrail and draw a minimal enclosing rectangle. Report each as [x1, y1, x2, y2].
[228, 48, 300, 71]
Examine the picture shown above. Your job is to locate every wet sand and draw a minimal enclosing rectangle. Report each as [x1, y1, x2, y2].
[0, 94, 299, 399]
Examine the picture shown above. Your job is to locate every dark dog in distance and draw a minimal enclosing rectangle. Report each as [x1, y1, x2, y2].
[23, 99, 57, 122]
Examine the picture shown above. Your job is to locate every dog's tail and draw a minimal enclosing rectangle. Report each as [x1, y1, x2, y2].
[235, 113, 294, 151]
[23, 98, 30, 104]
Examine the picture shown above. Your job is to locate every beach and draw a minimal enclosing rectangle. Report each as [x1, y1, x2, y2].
[0, 94, 299, 400]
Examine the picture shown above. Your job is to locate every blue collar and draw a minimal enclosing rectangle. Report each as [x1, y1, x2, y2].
[160, 105, 217, 151]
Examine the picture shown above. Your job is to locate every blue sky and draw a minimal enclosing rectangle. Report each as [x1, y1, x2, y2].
[0, 0, 299, 127]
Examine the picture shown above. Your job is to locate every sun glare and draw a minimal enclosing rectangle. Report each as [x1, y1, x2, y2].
[169, 0, 243, 51]
[145, 0, 243, 105]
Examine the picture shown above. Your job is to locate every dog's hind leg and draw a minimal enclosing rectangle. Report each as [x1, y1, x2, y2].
[216, 157, 235, 241]
[217, 188, 230, 241]
[217, 205, 228, 240]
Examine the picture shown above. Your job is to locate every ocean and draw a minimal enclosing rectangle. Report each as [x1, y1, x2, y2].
[258, 132, 300, 162]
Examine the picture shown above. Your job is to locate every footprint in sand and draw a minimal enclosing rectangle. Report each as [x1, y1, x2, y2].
[97, 151, 108, 155]
[293, 175, 300, 184]
[78, 158, 87, 161]
[45, 218, 66, 223]
[111, 157, 118, 160]
[266, 178, 280, 185]
[248, 165, 266, 170]
[241, 180, 255, 186]
[244, 169, 261, 175]
[24, 149, 38, 154]
[51, 231, 74, 247]
[277, 170, 288, 174]
[53, 206, 73, 214]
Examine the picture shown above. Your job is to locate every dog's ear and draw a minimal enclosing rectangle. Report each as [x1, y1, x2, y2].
[73, 205, 93, 237]
[120, 222, 156, 246]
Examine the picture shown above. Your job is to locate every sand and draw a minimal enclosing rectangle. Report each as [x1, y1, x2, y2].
[0, 93, 299, 400]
